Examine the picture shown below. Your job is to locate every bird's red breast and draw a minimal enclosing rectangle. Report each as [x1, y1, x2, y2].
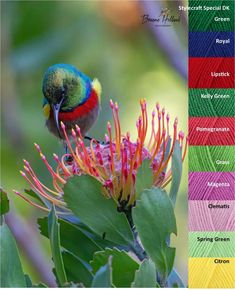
[49, 89, 99, 122]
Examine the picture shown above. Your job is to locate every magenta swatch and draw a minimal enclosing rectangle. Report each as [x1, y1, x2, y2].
[189, 200, 235, 231]
[189, 172, 235, 200]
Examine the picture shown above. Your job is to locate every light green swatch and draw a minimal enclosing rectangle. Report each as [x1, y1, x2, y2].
[189, 232, 235, 257]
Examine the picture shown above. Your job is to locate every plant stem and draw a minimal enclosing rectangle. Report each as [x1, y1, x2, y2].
[5, 211, 57, 287]
[131, 227, 146, 261]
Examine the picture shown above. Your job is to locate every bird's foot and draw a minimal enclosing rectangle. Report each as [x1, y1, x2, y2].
[62, 143, 74, 163]
[65, 155, 73, 163]
[84, 135, 109, 146]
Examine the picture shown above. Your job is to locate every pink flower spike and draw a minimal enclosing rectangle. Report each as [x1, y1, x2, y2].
[78, 138, 84, 147]
[71, 129, 76, 138]
[40, 153, 46, 161]
[13, 190, 49, 212]
[107, 121, 112, 131]
[105, 134, 109, 143]
[75, 125, 83, 139]
[156, 102, 160, 111]
[24, 166, 30, 173]
[110, 99, 114, 109]
[174, 117, 178, 127]
[34, 143, 41, 153]
[114, 102, 119, 111]
[60, 121, 65, 130]
[53, 153, 59, 162]
[23, 159, 30, 167]
[20, 170, 26, 177]
[179, 131, 184, 139]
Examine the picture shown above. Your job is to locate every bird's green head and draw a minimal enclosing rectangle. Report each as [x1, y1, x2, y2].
[42, 63, 92, 110]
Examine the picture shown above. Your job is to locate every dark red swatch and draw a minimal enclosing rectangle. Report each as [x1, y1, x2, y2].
[189, 58, 234, 88]
[189, 117, 235, 146]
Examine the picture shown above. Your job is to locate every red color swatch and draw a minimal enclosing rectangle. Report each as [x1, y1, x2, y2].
[189, 117, 235, 146]
[189, 57, 234, 88]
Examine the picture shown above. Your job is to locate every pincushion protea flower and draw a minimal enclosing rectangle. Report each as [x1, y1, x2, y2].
[14, 100, 187, 212]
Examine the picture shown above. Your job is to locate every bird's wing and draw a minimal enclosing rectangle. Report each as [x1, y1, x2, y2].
[42, 98, 51, 119]
[92, 78, 102, 103]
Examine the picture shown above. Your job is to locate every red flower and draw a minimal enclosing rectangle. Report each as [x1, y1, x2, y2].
[14, 100, 187, 211]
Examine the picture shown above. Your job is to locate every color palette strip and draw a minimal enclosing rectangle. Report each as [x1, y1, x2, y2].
[189, 117, 235, 145]
[189, 232, 235, 257]
[189, 172, 235, 200]
[189, 32, 234, 57]
[189, 258, 235, 288]
[188, 0, 234, 288]
[189, 201, 235, 231]
[189, 0, 234, 31]
[189, 89, 234, 117]
[189, 57, 234, 88]
[189, 146, 235, 172]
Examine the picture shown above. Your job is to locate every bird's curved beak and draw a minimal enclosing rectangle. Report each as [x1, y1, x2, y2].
[52, 97, 64, 138]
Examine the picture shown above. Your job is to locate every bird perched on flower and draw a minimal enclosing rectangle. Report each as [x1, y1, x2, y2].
[42, 64, 101, 140]
[15, 100, 188, 212]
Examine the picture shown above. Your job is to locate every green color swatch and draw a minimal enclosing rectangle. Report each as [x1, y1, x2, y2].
[189, 232, 235, 257]
[189, 1, 234, 31]
[189, 89, 235, 117]
[189, 146, 235, 172]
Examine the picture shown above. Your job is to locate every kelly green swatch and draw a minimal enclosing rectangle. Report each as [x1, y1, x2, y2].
[189, 0, 234, 31]
[189, 232, 235, 257]
[189, 89, 234, 117]
[189, 146, 235, 172]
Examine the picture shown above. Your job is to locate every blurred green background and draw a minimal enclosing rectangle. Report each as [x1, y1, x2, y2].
[1, 0, 188, 286]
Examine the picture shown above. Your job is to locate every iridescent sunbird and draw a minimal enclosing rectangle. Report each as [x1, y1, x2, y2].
[42, 64, 101, 141]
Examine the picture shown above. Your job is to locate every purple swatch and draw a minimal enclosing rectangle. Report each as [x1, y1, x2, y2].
[189, 172, 235, 200]
[189, 200, 235, 231]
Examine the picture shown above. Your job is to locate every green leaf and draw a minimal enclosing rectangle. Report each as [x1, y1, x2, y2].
[169, 141, 182, 206]
[86, 231, 120, 249]
[91, 248, 139, 287]
[135, 159, 153, 198]
[24, 189, 46, 207]
[24, 275, 48, 288]
[91, 257, 112, 288]
[63, 175, 134, 246]
[132, 188, 177, 278]
[131, 259, 159, 288]
[33, 283, 48, 288]
[0, 223, 26, 287]
[0, 189, 9, 216]
[62, 251, 93, 287]
[24, 274, 33, 287]
[38, 217, 102, 262]
[48, 206, 67, 286]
